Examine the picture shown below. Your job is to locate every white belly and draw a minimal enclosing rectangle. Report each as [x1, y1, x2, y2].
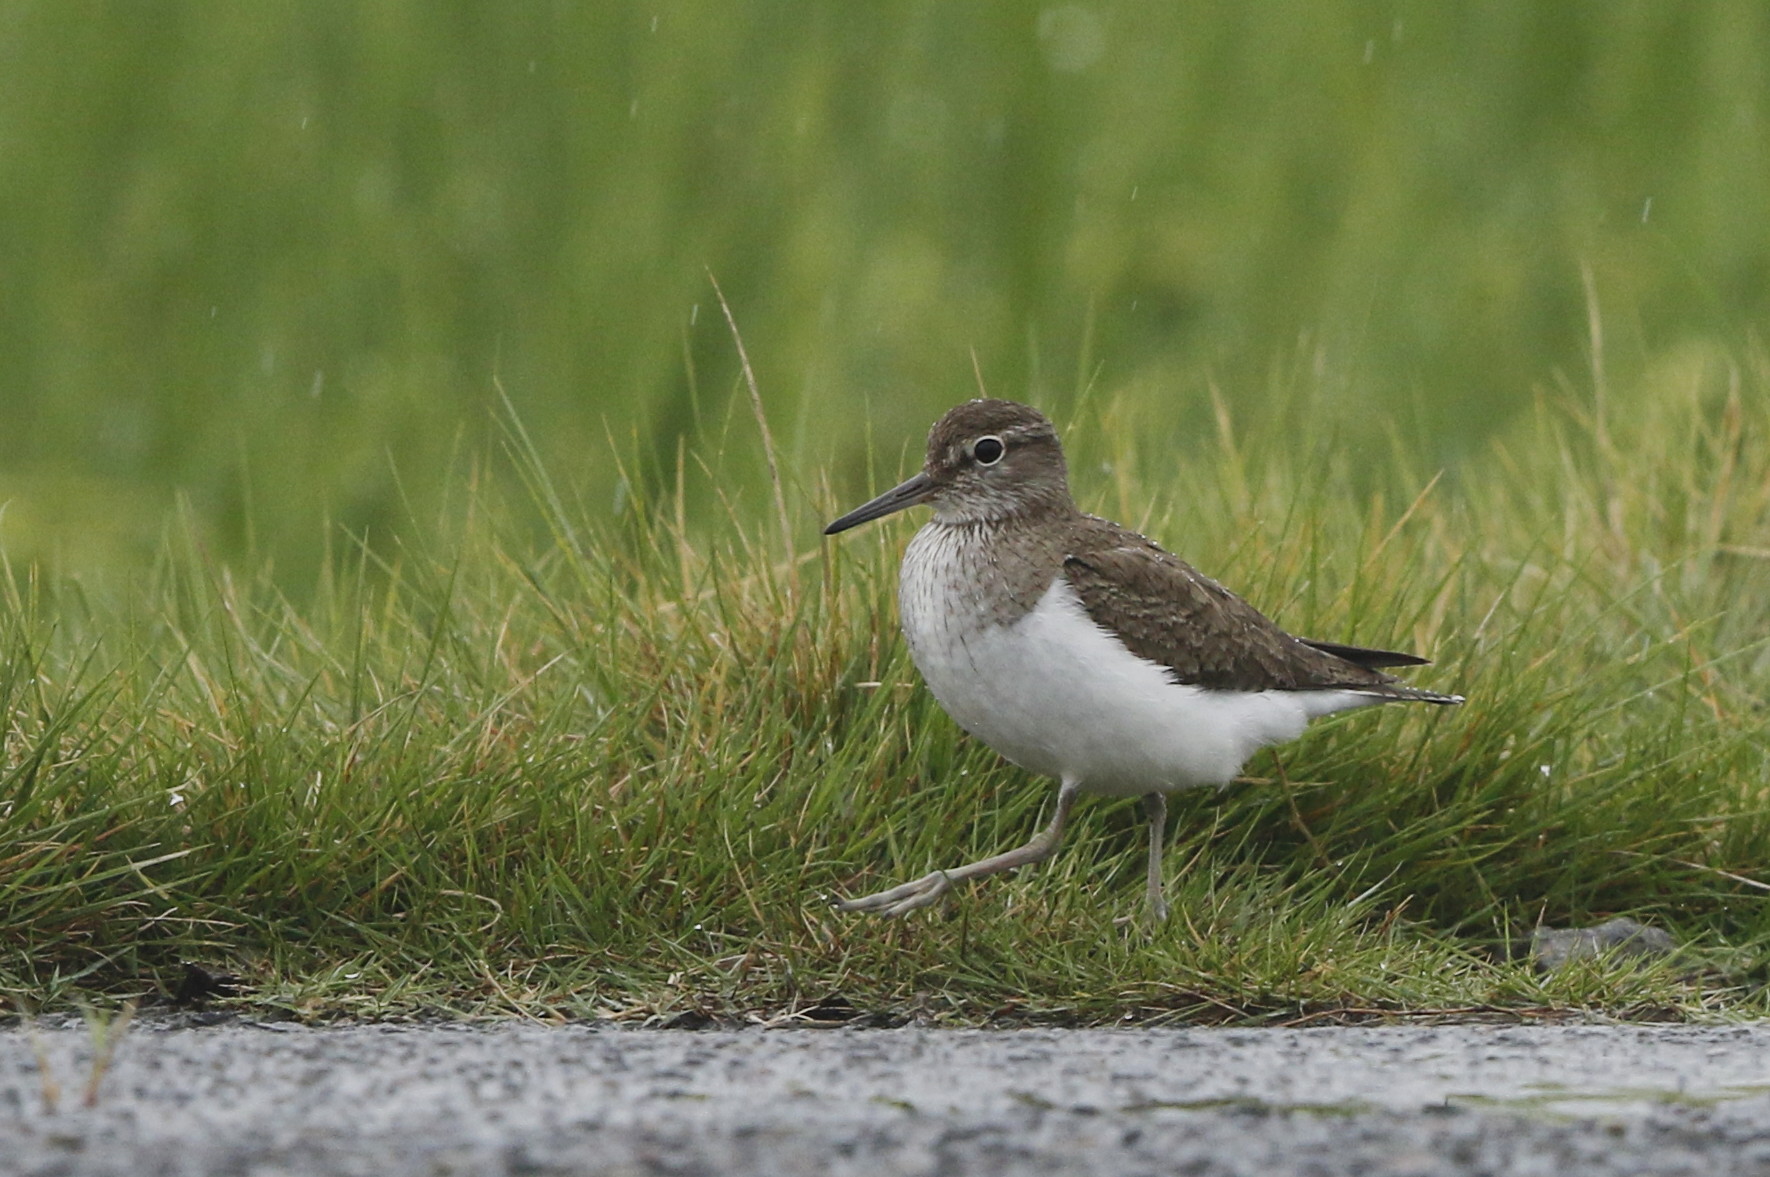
[900, 540, 1379, 795]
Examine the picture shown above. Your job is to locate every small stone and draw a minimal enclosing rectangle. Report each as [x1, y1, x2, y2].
[1530, 917, 1677, 973]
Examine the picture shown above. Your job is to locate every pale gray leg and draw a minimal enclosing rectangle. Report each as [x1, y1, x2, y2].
[834, 779, 1082, 917]
[1142, 791, 1170, 924]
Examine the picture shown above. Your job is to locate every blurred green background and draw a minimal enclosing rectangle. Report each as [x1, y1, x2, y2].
[2, 1, 1766, 582]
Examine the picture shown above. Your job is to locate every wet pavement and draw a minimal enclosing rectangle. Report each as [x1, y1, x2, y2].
[4, 1019, 1770, 1175]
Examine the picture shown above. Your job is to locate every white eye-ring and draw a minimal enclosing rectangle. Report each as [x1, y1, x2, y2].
[973, 435, 1006, 465]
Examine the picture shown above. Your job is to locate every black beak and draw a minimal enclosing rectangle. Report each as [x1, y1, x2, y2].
[824, 471, 936, 535]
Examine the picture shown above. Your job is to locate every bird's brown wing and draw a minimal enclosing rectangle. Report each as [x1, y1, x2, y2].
[1058, 517, 1414, 694]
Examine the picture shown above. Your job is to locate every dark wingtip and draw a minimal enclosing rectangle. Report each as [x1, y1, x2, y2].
[1302, 638, 1432, 670]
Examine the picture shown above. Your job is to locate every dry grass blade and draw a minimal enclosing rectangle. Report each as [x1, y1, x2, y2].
[707, 269, 794, 575]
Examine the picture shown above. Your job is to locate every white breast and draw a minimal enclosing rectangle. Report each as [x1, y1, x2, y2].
[900, 525, 1382, 796]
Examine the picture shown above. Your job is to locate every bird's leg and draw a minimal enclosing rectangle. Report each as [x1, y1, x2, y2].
[1141, 791, 1170, 925]
[833, 779, 1081, 917]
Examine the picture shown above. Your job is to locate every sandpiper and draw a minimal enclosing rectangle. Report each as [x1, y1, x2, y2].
[824, 398, 1461, 922]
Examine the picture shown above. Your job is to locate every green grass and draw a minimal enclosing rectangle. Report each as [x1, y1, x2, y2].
[3, 333, 1768, 1024]
[4, 3, 1770, 581]
[6, 1, 1767, 1026]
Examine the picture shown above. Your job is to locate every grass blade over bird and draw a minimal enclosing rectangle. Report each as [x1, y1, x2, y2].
[824, 399, 1461, 922]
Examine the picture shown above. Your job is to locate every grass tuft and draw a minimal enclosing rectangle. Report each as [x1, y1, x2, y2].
[3, 346, 1769, 1024]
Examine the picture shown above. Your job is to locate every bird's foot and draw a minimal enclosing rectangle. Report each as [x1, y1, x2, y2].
[1115, 890, 1170, 931]
[830, 870, 954, 917]
[1143, 893, 1170, 929]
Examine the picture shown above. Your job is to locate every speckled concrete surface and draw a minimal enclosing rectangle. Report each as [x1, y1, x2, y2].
[5, 1020, 1770, 1175]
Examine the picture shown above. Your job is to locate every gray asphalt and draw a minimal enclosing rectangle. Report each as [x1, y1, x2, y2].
[5, 1019, 1770, 1175]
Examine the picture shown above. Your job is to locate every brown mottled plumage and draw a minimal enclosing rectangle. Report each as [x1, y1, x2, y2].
[1060, 519, 1441, 697]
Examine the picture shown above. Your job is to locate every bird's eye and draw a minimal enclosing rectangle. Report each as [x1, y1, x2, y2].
[973, 436, 1006, 466]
